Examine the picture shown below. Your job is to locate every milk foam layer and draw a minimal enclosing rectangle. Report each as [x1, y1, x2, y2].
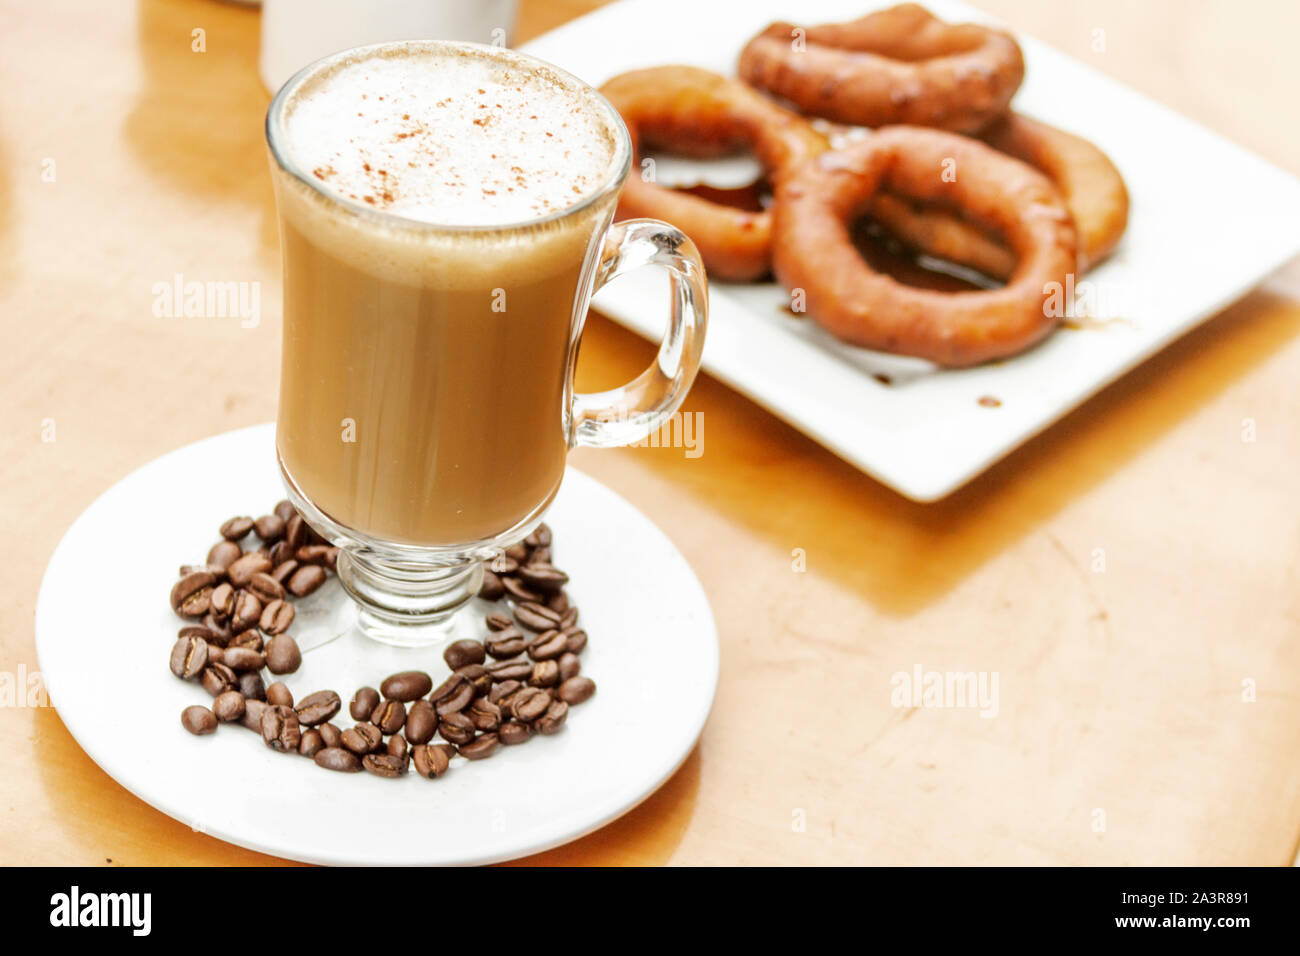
[282, 44, 619, 227]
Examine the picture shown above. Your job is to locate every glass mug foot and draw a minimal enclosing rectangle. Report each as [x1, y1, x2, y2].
[335, 550, 484, 647]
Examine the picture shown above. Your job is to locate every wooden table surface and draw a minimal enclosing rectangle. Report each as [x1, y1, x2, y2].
[4, 0, 1299, 866]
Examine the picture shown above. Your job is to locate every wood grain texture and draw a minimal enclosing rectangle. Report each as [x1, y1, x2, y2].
[2, 0, 1298, 866]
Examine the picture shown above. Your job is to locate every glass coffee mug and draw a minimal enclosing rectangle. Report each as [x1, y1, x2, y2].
[265, 41, 707, 646]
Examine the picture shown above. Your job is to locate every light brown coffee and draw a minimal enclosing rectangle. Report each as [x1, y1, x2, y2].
[271, 44, 623, 546]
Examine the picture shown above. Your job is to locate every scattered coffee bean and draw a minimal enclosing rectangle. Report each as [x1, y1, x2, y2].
[259, 599, 294, 635]
[318, 723, 342, 748]
[485, 628, 527, 660]
[273, 500, 296, 522]
[231, 591, 262, 632]
[285, 513, 309, 550]
[557, 676, 596, 705]
[240, 698, 269, 732]
[295, 545, 333, 566]
[370, 698, 406, 734]
[524, 523, 552, 549]
[212, 690, 245, 722]
[315, 747, 362, 772]
[298, 729, 324, 757]
[412, 743, 452, 778]
[201, 662, 237, 697]
[558, 652, 581, 682]
[514, 601, 561, 632]
[229, 629, 263, 651]
[444, 639, 486, 669]
[265, 681, 294, 708]
[386, 734, 409, 759]
[238, 671, 266, 701]
[437, 712, 475, 745]
[286, 564, 327, 597]
[528, 630, 567, 661]
[504, 542, 528, 562]
[179, 563, 227, 581]
[459, 733, 499, 761]
[295, 690, 341, 726]
[510, 686, 551, 722]
[565, 630, 588, 654]
[485, 612, 513, 632]
[207, 540, 242, 569]
[254, 514, 285, 543]
[536, 699, 568, 735]
[478, 571, 505, 600]
[518, 563, 568, 592]
[363, 752, 408, 778]
[488, 553, 519, 575]
[404, 700, 437, 744]
[499, 720, 533, 745]
[455, 664, 493, 697]
[182, 705, 217, 735]
[502, 576, 545, 604]
[265, 634, 302, 674]
[210, 582, 236, 619]
[227, 552, 272, 587]
[559, 606, 579, 630]
[546, 590, 569, 613]
[270, 559, 299, 585]
[220, 516, 254, 541]
[341, 722, 382, 754]
[488, 679, 522, 705]
[222, 646, 265, 672]
[434, 683, 473, 717]
[248, 572, 285, 603]
[529, 660, 560, 688]
[380, 670, 433, 701]
[350, 686, 380, 721]
[486, 659, 532, 682]
[170, 570, 216, 619]
[170, 635, 208, 680]
[261, 705, 301, 752]
[468, 698, 502, 732]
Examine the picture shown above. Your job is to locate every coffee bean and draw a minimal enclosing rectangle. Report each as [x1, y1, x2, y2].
[210, 582, 236, 620]
[455, 664, 493, 697]
[518, 563, 568, 592]
[514, 601, 561, 632]
[298, 729, 324, 757]
[248, 572, 285, 603]
[371, 698, 406, 734]
[240, 698, 269, 732]
[272, 500, 296, 522]
[478, 570, 505, 600]
[529, 546, 552, 565]
[229, 629, 263, 651]
[558, 652, 581, 682]
[412, 743, 452, 778]
[488, 553, 519, 576]
[524, 523, 552, 548]
[179, 623, 222, 643]
[220, 516, 254, 541]
[565, 630, 588, 654]
[286, 564, 326, 597]
[340, 722, 382, 754]
[435, 683, 473, 717]
[181, 705, 217, 735]
[227, 552, 272, 588]
[510, 687, 551, 722]
[212, 690, 245, 722]
[236, 671, 265, 702]
[266, 681, 294, 708]
[260, 599, 295, 635]
[319, 723, 342, 748]
[430, 673, 466, 704]
[499, 720, 533, 745]
[505, 542, 528, 562]
[199, 615, 233, 646]
[459, 733, 500, 761]
[536, 699, 568, 735]
[485, 628, 527, 660]
[363, 753, 408, 778]
[207, 540, 242, 569]
[254, 514, 285, 543]
[380, 670, 433, 701]
[201, 662, 237, 696]
[262, 705, 301, 752]
[488, 680, 522, 705]
[547, 591, 570, 614]
[285, 513, 309, 550]
[179, 562, 227, 582]
[170, 570, 216, 619]
[468, 698, 501, 732]
[295, 690, 341, 726]
[527, 631, 567, 661]
[230, 590, 262, 632]
[269, 556, 297, 582]
[404, 700, 437, 744]
[557, 676, 596, 705]
[265, 634, 302, 674]
[437, 711, 475, 745]
[169, 635, 208, 680]
[386, 734, 408, 759]
[267, 541, 292, 567]
[315, 747, 362, 773]
[486, 660, 532, 682]
[529, 660, 560, 688]
[502, 576, 545, 604]
[485, 612, 513, 632]
[559, 606, 579, 630]
[350, 686, 380, 721]
[222, 646, 266, 672]
[295, 545, 332, 566]
[444, 639, 486, 669]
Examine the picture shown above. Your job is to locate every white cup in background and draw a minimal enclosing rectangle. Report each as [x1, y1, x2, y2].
[260, 0, 520, 94]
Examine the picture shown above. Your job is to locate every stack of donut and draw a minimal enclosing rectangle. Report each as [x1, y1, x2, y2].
[600, 3, 1129, 367]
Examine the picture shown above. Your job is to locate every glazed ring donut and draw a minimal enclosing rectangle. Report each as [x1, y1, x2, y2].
[869, 113, 1129, 278]
[772, 127, 1078, 367]
[738, 3, 1025, 134]
[600, 66, 828, 281]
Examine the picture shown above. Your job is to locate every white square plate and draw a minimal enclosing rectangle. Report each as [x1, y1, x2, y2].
[523, 0, 1300, 500]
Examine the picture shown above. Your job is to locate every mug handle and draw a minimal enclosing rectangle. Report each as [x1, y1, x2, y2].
[570, 219, 708, 448]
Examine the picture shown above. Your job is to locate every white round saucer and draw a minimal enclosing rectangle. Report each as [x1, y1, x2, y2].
[35, 423, 718, 866]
